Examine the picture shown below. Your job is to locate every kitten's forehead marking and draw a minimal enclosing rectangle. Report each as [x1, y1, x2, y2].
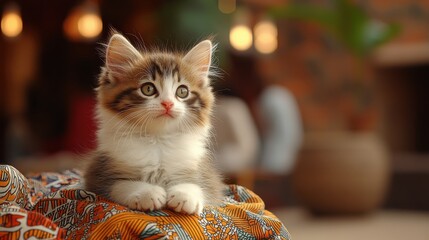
[150, 62, 163, 81]
[172, 66, 180, 82]
[149, 59, 180, 83]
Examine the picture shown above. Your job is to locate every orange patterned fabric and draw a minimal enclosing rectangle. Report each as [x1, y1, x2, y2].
[0, 165, 290, 239]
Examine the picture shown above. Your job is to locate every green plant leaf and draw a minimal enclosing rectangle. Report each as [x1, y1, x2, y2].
[269, 0, 400, 57]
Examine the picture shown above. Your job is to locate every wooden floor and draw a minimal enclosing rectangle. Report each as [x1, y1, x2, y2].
[272, 207, 429, 240]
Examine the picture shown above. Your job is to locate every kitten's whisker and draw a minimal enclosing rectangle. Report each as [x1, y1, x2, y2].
[127, 110, 149, 144]
[121, 112, 141, 146]
[180, 115, 200, 135]
[111, 115, 134, 151]
[121, 108, 152, 140]
[102, 105, 143, 130]
[113, 110, 145, 150]
[142, 114, 153, 138]
[139, 115, 152, 140]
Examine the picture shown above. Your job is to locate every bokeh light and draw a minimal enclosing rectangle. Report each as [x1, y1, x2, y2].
[254, 20, 278, 54]
[1, 6, 23, 38]
[230, 24, 253, 51]
[77, 13, 103, 39]
[64, 2, 103, 41]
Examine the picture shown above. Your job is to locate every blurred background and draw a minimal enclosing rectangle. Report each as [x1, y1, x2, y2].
[0, 0, 428, 239]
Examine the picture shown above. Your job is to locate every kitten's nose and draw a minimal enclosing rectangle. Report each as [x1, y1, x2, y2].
[161, 101, 174, 110]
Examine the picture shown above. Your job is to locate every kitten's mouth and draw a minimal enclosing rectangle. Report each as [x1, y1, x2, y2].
[157, 112, 175, 118]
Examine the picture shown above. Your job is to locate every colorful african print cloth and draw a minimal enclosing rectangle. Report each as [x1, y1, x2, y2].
[0, 165, 290, 239]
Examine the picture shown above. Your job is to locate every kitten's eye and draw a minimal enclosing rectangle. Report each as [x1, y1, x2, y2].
[141, 83, 157, 96]
[176, 85, 189, 99]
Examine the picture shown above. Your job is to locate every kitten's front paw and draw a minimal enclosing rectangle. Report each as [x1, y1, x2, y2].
[167, 183, 204, 215]
[124, 184, 166, 211]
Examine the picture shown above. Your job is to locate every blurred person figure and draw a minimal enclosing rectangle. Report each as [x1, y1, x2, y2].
[259, 85, 303, 174]
[225, 54, 303, 175]
[212, 97, 260, 173]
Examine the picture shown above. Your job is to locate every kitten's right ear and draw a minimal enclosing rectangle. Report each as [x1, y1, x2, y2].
[183, 40, 212, 76]
[105, 34, 141, 78]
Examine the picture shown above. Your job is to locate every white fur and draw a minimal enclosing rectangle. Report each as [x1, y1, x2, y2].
[97, 108, 209, 174]
[110, 180, 166, 211]
[167, 183, 204, 215]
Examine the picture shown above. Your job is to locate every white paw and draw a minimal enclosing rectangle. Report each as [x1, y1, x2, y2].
[167, 183, 204, 215]
[111, 181, 166, 211]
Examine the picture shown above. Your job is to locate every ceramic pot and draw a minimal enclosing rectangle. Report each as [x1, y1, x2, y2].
[292, 132, 390, 214]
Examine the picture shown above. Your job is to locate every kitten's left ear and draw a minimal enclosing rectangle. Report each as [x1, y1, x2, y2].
[183, 40, 213, 84]
[106, 34, 141, 78]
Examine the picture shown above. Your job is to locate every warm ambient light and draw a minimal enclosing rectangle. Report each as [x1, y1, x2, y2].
[230, 25, 253, 51]
[78, 13, 103, 39]
[254, 20, 278, 54]
[218, 0, 236, 14]
[1, 3, 23, 38]
[64, 1, 102, 41]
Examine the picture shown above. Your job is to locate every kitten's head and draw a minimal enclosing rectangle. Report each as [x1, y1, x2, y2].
[97, 33, 215, 135]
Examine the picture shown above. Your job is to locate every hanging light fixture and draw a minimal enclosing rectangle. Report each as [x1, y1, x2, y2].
[230, 25, 252, 51]
[254, 19, 278, 54]
[77, 3, 102, 39]
[229, 8, 252, 51]
[64, 0, 103, 41]
[1, 2, 23, 38]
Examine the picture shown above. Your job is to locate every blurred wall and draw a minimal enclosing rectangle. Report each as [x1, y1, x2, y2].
[253, 0, 429, 152]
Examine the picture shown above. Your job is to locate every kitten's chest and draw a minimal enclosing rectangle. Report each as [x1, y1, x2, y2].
[110, 134, 206, 173]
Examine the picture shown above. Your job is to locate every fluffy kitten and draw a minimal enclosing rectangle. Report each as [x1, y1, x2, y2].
[83, 33, 224, 215]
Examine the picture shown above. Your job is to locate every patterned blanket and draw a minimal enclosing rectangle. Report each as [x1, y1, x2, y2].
[0, 165, 290, 239]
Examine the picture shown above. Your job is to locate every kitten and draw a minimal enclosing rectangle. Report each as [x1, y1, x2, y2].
[83, 33, 224, 215]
